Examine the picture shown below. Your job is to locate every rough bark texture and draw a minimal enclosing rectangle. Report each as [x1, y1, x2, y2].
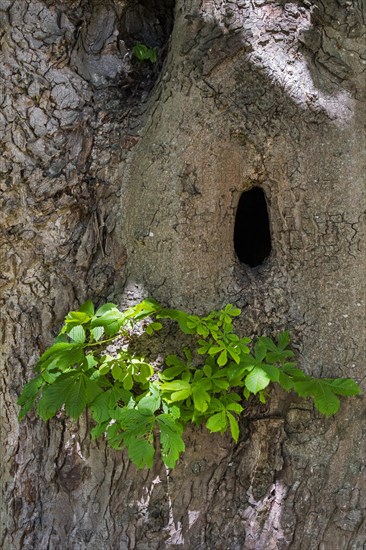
[1, 0, 365, 548]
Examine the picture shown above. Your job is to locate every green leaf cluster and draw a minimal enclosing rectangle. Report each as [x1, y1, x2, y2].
[132, 43, 158, 63]
[18, 299, 361, 469]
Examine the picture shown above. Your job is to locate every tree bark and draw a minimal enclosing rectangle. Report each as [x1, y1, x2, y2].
[1, 1, 365, 549]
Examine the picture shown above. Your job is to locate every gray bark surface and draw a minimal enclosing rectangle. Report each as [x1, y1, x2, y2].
[1, 1, 365, 548]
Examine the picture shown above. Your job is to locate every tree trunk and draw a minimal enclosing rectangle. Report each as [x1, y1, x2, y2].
[1, 1, 365, 548]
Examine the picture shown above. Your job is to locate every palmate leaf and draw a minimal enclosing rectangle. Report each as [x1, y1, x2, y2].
[157, 413, 185, 468]
[294, 378, 361, 416]
[114, 408, 156, 469]
[37, 372, 99, 420]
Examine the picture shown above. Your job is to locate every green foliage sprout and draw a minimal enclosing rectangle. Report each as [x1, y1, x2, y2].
[132, 43, 158, 63]
[18, 299, 361, 470]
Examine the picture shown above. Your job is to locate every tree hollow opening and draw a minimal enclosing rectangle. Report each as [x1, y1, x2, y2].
[234, 187, 272, 267]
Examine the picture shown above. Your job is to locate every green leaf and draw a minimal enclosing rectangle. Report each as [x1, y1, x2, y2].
[157, 414, 185, 469]
[254, 341, 267, 361]
[278, 371, 294, 391]
[85, 355, 98, 369]
[257, 336, 277, 352]
[99, 363, 111, 375]
[145, 322, 162, 335]
[293, 380, 318, 398]
[91, 310, 124, 328]
[212, 379, 230, 390]
[157, 309, 193, 334]
[132, 42, 149, 60]
[203, 364, 212, 377]
[325, 378, 361, 396]
[259, 390, 267, 404]
[226, 402, 244, 414]
[90, 392, 111, 423]
[227, 412, 239, 442]
[95, 303, 118, 316]
[114, 408, 156, 468]
[227, 363, 252, 385]
[282, 364, 309, 379]
[91, 326, 104, 341]
[266, 350, 294, 363]
[245, 367, 271, 394]
[160, 380, 191, 392]
[208, 345, 224, 356]
[18, 376, 43, 420]
[260, 364, 280, 382]
[148, 48, 157, 63]
[122, 372, 133, 391]
[65, 311, 91, 326]
[277, 331, 291, 350]
[37, 342, 81, 364]
[90, 421, 108, 439]
[197, 342, 210, 354]
[133, 362, 153, 384]
[192, 385, 211, 412]
[36, 374, 74, 420]
[78, 300, 94, 316]
[108, 384, 131, 410]
[85, 377, 102, 403]
[111, 363, 123, 381]
[206, 412, 227, 433]
[138, 385, 161, 414]
[313, 388, 340, 416]
[228, 347, 240, 364]
[217, 349, 228, 366]
[243, 387, 251, 400]
[169, 388, 192, 402]
[128, 438, 155, 469]
[68, 325, 86, 344]
[53, 334, 69, 344]
[166, 355, 185, 368]
[64, 375, 87, 419]
[159, 365, 184, 381]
